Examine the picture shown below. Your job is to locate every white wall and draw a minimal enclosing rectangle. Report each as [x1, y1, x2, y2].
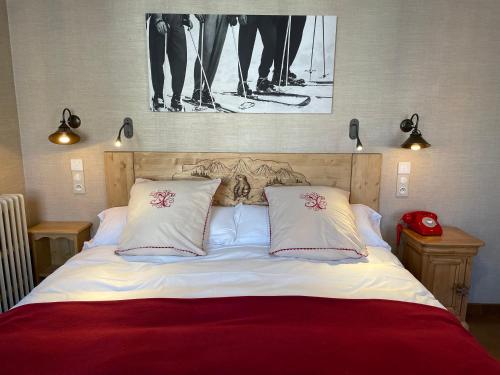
[0, 0, 24, 195]
[6, 0, 500, 302]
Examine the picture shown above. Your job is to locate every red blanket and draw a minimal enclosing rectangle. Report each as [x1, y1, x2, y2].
[0, 296, 498, 375]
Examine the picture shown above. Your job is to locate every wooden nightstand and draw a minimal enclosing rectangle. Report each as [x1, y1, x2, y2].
[401, 226, 484, 323]
[28, 221, 92, 284]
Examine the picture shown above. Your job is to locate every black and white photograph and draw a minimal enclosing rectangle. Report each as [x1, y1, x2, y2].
[146, 14, 337, 113]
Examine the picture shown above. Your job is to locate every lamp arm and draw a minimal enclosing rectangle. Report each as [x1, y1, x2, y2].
[116, 124, 125, 140]
[410, 113, 419, 131]
[61, 108, 72, 124]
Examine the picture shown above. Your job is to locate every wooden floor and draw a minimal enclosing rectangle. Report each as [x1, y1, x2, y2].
[467, 306, 500, 360]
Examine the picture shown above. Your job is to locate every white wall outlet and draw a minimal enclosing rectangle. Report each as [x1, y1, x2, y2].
[70, 159, 84, 171]
[70, 159, 85, 193]
[396, 174, 410, 197]
[398, 161, 411, 175]
[72, 171, 86, 194]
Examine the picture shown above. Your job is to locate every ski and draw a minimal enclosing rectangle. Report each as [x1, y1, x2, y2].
[253, 91, 312, 107]
[219, 91, 311, 107]
[273, 80, 333, 88]
[308, 80, 333, 85]
[182, 96, 236, 113]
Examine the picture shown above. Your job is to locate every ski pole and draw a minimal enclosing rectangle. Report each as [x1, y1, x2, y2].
[322, 16, 326, 78]
[199, 23, 204, 108]
[278, 16, 291, 92]
[188, 26, 217, 111]
[230, 25, 255, 110]
[307, 16, 317, 82]
[285, 16, 291, 87]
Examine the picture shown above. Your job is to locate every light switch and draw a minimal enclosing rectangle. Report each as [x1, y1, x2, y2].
[70, 159, 84, 171]
[398, 161, 411, 175]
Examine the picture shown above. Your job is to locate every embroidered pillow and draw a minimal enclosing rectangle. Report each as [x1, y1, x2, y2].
[264, 186, 367, 261]
[116, 179, 221, 257]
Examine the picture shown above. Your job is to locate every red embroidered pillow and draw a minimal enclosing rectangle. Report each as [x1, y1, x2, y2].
[264, 186, 367, 261]
[116, 179, 221, 257]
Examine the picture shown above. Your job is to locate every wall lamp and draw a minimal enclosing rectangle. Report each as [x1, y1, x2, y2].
[115, 117, 134, 147]
[400, 113, 430, 151]
[349, 119, 363, 151]
[48, 108, 81, 145]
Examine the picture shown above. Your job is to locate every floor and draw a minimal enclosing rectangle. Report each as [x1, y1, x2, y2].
[467, 307, 500, 361]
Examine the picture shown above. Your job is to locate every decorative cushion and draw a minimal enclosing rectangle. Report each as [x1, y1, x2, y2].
[116, 179, 221, 257]
[264, 186, 367, 261]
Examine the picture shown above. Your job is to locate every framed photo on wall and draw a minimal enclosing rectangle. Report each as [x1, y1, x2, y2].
[145, 14, 337, 114]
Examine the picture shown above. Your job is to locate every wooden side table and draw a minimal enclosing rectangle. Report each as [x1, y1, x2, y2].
[400, 226, 484, 323]
[28, 221, 92, 284]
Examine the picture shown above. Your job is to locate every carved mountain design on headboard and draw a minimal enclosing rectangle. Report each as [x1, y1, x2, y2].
[173, 157, 311, 205]
[104, 152, 382, 210]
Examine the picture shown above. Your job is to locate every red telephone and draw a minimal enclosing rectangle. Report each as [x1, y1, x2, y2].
[397, 211, 443, 246]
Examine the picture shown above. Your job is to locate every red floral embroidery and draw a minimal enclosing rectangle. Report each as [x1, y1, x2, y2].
[149, 190, 175, 208]
[300, 192, 327, 211]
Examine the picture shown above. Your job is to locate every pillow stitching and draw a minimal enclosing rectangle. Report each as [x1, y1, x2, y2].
[270, 247, 367, 258]
[264, 191, 273, 248]
[201, 196, 215, 250]
[115, 246, 201, 256]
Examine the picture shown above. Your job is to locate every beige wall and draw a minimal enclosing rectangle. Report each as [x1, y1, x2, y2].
[6, 0, 500, 302]
[0, 0, 24, 195]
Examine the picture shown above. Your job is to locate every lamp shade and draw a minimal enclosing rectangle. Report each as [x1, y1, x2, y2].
[48, 124, 80, 145]
[401, 131, 431, 151]
[49, 108, 81, 145]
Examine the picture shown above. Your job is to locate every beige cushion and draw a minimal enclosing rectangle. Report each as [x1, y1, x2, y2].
[265, 186, 367, 261]
[116, 179, 221, 257]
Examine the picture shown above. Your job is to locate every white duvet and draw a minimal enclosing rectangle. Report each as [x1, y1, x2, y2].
[18, 245, 442, 309]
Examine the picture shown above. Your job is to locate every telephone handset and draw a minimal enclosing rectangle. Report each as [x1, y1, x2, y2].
[396, 211, 443, 246]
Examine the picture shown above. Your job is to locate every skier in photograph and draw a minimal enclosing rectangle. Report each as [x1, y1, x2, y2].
[192, 14, 237, 107]
[272, 16, 307, 86]
[148, 13, 192, 111]
[237, 15, 277, 95]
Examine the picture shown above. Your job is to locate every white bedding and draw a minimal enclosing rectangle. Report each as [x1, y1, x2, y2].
[18, 245, 442, 309]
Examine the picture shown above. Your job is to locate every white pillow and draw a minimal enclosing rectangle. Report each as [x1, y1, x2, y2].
[231, 203, 390, 250]
[83, 206, 128, 249]
[85, 205, 236, 249]
[351, 204, 391, 250]
[233, 203, 270, 246]
[133, 177, 238, 245]
[206, 206, 237, 245]
[116, 179, 220, 257]
[265, 186, 367, 261]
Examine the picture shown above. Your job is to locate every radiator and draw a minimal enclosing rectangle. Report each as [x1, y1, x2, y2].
[0, 195, 33, 312]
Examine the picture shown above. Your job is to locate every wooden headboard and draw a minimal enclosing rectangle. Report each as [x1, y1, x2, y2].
[104, 152, 382, 210]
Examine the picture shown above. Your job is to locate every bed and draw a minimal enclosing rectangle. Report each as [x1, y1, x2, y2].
[1, 152, 498, 375]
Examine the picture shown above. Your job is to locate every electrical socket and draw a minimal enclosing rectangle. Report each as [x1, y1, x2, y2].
[72, 171, 86, 194]
[396, 174, 409, 197]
